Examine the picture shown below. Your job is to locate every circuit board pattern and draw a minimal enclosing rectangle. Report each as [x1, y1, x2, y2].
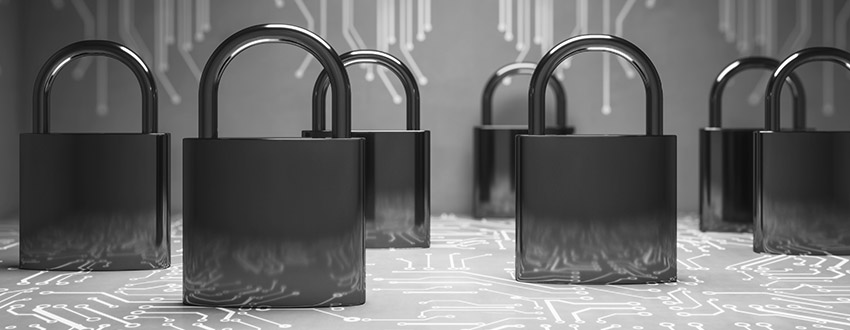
[1, 214, 849, 329]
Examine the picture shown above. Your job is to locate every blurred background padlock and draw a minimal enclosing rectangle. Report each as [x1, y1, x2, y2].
[1, 1, 848, 218]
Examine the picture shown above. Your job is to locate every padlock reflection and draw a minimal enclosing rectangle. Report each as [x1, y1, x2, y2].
[305, 50, 430, 248]
[474, 62, 573, 219]
[516, 35, 677, 284]
[754, 47, 850, 255]
[183, 24, 365, 307]
[19, 41, 170, 271]
[700, 57, 806, 233]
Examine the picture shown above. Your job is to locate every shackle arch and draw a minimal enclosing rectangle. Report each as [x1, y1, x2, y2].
[33, 40, 158, 134]
[311, 49, 419, 131]
[199, 24, 351, 138]
[481, 62, 567, 127]
[709, 56, 806, 129]
[529, 34, 662, 136]
[766, 47, 850, 131]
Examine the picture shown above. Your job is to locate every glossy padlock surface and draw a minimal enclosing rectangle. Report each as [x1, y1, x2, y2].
[516, 35, 677, 284]
[305, 50, 430, 248]
[699, 57, 806, 233]
[474, 62, 573, 219]
[19, 40, 170, 271]
[754, 47, 850, 255]
[183, 24, 365, 307]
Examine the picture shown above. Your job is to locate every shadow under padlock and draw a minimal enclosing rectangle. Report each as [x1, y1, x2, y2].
[516, 35, 677, 284]
[755, 47, 850, 255]
[473, 62, 573, 219]
[183, 24, 365, 307]
[20, 41, 170, 271]
[304, 50, 430, 249]
[700, 57, 807, 233]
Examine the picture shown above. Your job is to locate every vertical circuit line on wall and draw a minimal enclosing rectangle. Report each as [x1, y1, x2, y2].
[96, 0, 107, 115]
[615, 0, 637, 79]
[505, 0, 514, 41]
[747, 0, 775, 106]
[342, 0, 374, 81]
[417, 0, 426, 41]
[119, 0, 153, 64]
[645, 0, 656, 9]
[498, 0, 506, 32]
[602, 0, 611, 115]
[737, 0, 750, 55]
[514, 0, 530, 63]
[718, 0, 727, 35]
[274, 0, 284, 8]
[178, 0, 201, 81]
[376, 0, 402, 104]
[533, 0, 542, 45]
[724, 0, 735, 43]
[755, 0, 766, 49]
[293, 0, 316, 79]
[195, 0, 208, 41]
[563, 0, 582, 71]
[837, 1, 850, 80]
[154, 0, 181, 104]
[425, 0, 432, 32]
[70, 0, 94, 80]
[399, 0, 428, 85]
[824, 0, 835, 116]
[51, 0, 65, 9]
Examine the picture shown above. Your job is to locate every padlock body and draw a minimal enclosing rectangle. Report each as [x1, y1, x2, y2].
[20, 133, 170, 271]
[516, 135, 677, 284]
[303, 130, 430, 248]
[699, 128, 757, 232]
[754, 131, 850, 255]
[474, 125, 574, 219]
[183, 138, 365, 307]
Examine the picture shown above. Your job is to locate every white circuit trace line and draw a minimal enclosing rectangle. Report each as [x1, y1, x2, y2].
[96, 0, 107, 116]
[399, 0, 429, 85]
[602, 0, 612, 115]
[342, 0, 374, 81]
[737, 0, 751, 55]
[177, 0, 201, 81]
[838, 1, 850, 80]
[154, 0, 181, 105]
[377, 0, 403, 104]
[823, 0, 835, 116]
[292, 0, 316, 79]
[70, 0, 94, 80]
[614, 0, 637, 79]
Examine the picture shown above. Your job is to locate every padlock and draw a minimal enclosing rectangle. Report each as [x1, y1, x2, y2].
[473, 62, 573, 219]
[700, 56, 807, 232]
[754, 47, 850, 255]
[516, 35, 676, 284]
[305, 49, 429, 249]
[183, 24, 365, 307]
[19, 40, 169, 271]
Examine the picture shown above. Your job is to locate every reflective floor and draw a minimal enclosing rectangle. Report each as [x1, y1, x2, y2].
[1, 215, 849, 329]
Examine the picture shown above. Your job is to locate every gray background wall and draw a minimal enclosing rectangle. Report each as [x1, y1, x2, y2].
[2, 0, 846, 216]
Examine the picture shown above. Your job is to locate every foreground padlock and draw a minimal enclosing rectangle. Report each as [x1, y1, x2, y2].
[700, 57, 806, 232]
[474, 62, 573, 219]
[754, 47, 850, 255]
[516, 35, 676, 284]
[183, 24, 365, 307]
[305, 50, 429, 248]
[20, 40, 170, 271]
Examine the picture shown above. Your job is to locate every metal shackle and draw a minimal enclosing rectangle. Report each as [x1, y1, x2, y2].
[199, 24, 351, 138]
[33, 40, 158, 134]
[528, 34, 663, 136]
[709, 56, 806, 129]
[311, 49, 419, 131]
[766, 47, 850, 131]
[482, 62, 567, 127]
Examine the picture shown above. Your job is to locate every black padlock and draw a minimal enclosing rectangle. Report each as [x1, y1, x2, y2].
[183, 24, 365, 307]
[305, 49, 429, 249]
[516, 35, 676, 284]
[700, 57, 806, 233]
[473, 62, 573, 219]
[754, 47, 850, 255]
[19, 40, 170, 271]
